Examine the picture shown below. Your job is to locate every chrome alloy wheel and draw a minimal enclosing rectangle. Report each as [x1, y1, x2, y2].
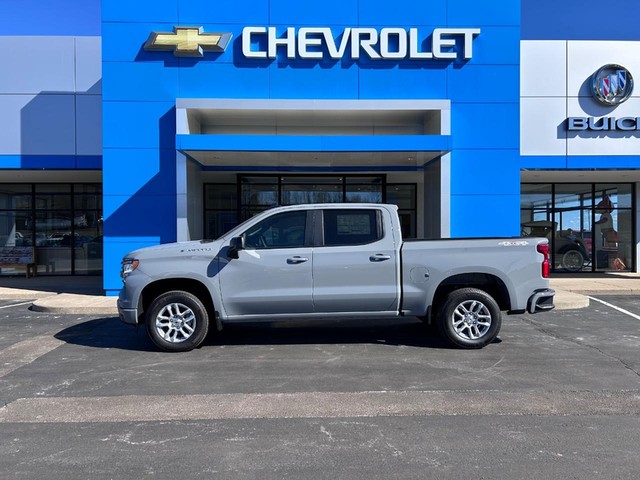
[154, 302, 197, 343]
[451, 300, 492, 341]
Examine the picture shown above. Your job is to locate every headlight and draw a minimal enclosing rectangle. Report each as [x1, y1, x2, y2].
[121, 258, 139, 279]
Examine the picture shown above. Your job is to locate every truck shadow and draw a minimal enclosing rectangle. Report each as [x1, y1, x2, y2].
[54, 317, 483, 351]
[205, 318, 453, 349]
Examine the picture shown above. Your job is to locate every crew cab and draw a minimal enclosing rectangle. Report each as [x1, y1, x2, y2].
[118, 204, 555, 352]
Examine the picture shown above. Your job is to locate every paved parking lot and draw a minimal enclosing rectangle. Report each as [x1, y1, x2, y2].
[1, 297, 640, 478]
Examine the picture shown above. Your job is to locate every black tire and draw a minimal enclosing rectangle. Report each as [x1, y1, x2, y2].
[437, 288, 502, 349]
[561, 249, 584, 272]
[145, 290, 209, 352]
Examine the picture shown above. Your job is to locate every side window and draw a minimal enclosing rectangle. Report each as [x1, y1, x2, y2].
[323, 209, 382, 246]
[244, 211, 307, 249]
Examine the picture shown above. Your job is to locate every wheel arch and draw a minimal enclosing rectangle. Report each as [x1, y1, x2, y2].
[431, 273, 511, 315]
[140, 278, 216, 324]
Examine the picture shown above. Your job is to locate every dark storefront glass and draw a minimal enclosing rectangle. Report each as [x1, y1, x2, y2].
[205, 175, 417, 240]
[0, 183, 102, 276]
[521, 183, 634, 272]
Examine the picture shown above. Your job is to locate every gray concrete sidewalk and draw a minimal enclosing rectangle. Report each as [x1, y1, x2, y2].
[0, 272, 638, 315]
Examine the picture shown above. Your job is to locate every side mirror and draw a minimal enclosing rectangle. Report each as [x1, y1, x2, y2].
[228, 236, 244, 259]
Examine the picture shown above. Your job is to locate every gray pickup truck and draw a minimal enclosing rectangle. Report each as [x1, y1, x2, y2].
[118, 203, 555, 352]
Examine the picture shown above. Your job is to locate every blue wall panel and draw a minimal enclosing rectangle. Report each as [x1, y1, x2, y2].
[178, 62, 271, 98]
[450, 150, 520, 196]
[522, 0, 640, 41]
[359, 0, 446, 25]
[102, 0, 522, 289]
[269, 63, 359, 99]
[103, 102, 175, 149]
[359, 65, 447, 99]
[103, 62, 179, 102]
[448, 65, 519, 103]
[0, 0, 100, 36]
[178, 0, 269, 24]
[448, 0, 519, 26]
[103, 149, 177, 196]
[269, 0, 358, 26]
[103, 0, 178, 23]
[450, 103, 519, 150]
[450, 193, 520, 237]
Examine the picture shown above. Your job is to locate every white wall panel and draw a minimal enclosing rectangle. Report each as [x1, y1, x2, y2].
[76, 95, 102, 155]
[0, 37, 75, 94]
[0, 94, 75, 155]
[75, 36, 102, 95]
[520, 97, 567, 155]
[567, 97, 640, 156]
[521, 41, 567, 97]
[567, 41, 640, 98]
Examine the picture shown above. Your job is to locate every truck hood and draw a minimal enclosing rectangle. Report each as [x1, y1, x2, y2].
[127, 239, 226, 260]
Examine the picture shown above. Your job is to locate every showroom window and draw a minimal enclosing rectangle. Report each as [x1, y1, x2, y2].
[0, 184, 102, 276]
[521, 183, 634, 272]
[204, 175, 417, 240]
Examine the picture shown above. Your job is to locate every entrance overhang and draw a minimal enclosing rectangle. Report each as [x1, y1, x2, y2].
[175, 98, 450, 169]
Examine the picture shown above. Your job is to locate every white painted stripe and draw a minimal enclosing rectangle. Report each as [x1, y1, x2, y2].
[0, 301, 33, 310]
[0, 335, 64, 378]
[588, 296, 640, 321]
[2, 390, 640, 423]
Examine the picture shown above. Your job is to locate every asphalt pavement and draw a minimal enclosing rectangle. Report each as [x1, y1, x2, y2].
[1, 294, 640, 478]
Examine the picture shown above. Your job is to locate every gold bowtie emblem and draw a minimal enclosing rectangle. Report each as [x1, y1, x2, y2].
[144, 26, 233, 57]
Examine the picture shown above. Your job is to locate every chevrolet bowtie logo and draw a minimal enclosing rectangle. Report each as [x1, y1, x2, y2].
[144, 26, 233, 57]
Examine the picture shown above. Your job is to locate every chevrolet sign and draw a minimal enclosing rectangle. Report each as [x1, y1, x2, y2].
[241, 26, 481, 60]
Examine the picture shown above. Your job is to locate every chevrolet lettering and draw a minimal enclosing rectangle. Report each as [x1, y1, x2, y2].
[241, 27, 481, 60]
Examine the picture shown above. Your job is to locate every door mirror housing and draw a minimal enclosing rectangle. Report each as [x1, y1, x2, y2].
[228, 236, 244, 259]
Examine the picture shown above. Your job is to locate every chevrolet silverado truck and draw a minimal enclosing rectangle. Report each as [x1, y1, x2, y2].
[118, 203, 555, 352]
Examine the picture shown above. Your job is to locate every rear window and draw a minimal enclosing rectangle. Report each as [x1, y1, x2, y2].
[323, 209, 382, 246]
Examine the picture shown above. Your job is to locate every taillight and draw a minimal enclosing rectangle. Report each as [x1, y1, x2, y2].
[537, 243, 550, 278]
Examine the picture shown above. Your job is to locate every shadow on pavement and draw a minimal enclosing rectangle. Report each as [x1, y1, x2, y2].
[54, 317, 467, 351]
[205, 318, 459, 350]
[54, 317, 157, 352]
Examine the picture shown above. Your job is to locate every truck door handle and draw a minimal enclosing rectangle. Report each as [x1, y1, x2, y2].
[370, 254, 391, 262]
[287, 256, 309, 264]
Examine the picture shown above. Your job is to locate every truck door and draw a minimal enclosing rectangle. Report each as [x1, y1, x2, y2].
[218, 210, 313, 317]
[313, 208, 399, 313]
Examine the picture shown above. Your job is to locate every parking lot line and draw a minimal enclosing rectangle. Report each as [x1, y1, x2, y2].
[0, 301, 33, 310]
[588, 296, 640, 322]
[2, 390, 640, 423]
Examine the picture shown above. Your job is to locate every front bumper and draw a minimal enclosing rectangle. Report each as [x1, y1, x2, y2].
[117, 299, 140, 325]
[527, 288, 556, 314]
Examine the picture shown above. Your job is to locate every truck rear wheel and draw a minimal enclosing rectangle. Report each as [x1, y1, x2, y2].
[437, 288, 501, 349]
[145, 290, 209, 352]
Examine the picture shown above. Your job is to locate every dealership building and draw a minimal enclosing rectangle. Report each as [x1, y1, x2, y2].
[0, 0, 639, 295]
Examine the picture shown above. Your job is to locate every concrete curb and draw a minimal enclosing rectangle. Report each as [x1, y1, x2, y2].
[552, 290, 590, 310]
[30, 294, 118, 316]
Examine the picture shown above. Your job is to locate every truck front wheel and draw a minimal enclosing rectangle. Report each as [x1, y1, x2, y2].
[145, 290, 209, 352]
[437, 288, 501, 349]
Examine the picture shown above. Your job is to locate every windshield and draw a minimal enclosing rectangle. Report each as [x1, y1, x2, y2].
[217, 211, 269, 241]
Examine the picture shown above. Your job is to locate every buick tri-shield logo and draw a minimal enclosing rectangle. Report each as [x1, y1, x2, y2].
[592, 64, 634, 106]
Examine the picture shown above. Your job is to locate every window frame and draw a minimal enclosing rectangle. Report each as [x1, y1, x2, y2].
[320, 208, 384, 247]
